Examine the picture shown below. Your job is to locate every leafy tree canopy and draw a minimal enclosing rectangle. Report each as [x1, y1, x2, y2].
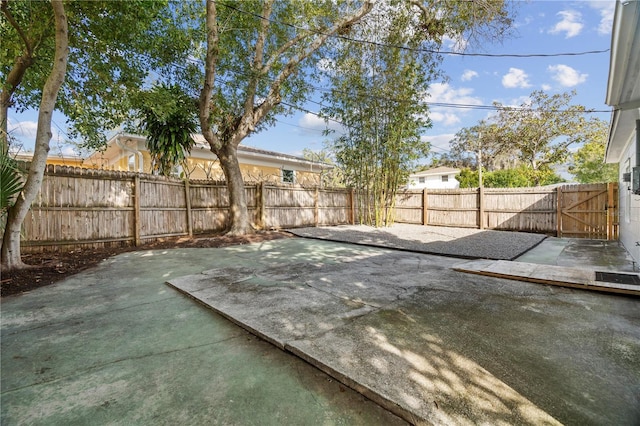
[134, 84, 198, 176]
[568, 119, 618, 183]
[1, 0, 197, 149]
[456, 165, 563, 188]
[451, 90, 599, 185]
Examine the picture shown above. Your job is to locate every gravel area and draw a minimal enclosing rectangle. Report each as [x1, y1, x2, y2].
[288, 224, 547, 260]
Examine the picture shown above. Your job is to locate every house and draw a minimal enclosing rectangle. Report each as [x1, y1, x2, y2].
[14, 152, 85, 168]
[18, 133, 331, 185]
[604, 0, 640, 266]
[406, 166, 460, 189]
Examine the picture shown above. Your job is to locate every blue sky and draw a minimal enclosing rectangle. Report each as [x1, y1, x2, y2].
[8, 1, 615, 163]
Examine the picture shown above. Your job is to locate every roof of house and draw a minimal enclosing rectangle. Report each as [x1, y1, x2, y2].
[409, 166, 460, 177]
[605, 0, 640, 163]
[190, 134, 329, 168]
[91, 133, 333, 170]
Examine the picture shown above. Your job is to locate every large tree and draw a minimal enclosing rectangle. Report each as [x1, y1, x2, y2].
[449, 119, 516, 171]
[491, 90, 594, 185]
[452, 90, 601, 186]
[1, 0, 190, 269]
[197, 0, 374, 235]
[569, 119, 618, 183]
[1, 0, 68, 269]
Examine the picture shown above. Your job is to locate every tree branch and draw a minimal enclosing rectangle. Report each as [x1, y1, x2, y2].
[248, 1, 374, 139]
[243, 0, 274, 125]
[199, 0, 221, 151]
[1, 0, 34, 57]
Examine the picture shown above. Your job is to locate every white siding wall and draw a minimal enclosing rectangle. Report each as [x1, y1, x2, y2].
[619, 139, 640, 265]
[408, 173, 459, 189]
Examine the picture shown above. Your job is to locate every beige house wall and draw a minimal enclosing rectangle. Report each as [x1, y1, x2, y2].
[182, 157, 320, 185]
[80, 141, 323, 186]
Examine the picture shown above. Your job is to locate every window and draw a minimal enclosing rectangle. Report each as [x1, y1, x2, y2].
[418, 177, 425, 183]
[441, 175, 449, 182]
[282, 169, 295, 184]
[127, 155, 136, 172]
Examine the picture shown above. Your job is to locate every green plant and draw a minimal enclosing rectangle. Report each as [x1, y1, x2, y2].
[0, 152, 24, 218]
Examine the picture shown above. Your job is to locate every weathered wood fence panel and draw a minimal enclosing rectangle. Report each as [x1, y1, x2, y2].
[23, 168, 135, 248]
[317, 189, 351, 226]
[557, 183, 618, 239]
[394, 191, 423, 224]
[139, 179, 188, 239]
[393, 187, 558, 233]
[189, 181, 229, 233]
[16, 166, 618, 252]
[265, 185, 316, 228]
[483, 188, 556, 232]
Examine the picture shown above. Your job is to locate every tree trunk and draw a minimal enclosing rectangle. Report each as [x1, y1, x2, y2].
[1, 0, 68, 270]
[216, 144, 253, 235]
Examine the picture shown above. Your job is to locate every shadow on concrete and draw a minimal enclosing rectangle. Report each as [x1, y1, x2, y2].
[168, 238, 640, 425]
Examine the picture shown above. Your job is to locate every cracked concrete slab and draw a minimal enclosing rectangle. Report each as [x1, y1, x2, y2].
[168, 239, 640, 425]
[1, 246, 406, 425]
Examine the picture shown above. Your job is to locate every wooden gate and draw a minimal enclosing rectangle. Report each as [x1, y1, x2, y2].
[557, 183, 618, 240]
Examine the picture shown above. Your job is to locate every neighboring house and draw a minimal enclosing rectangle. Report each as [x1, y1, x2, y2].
[605, 0, 640, 266]
[14, 152, 85, 168]
[407, 167, 460, 189]
[20, 133, 332, 186]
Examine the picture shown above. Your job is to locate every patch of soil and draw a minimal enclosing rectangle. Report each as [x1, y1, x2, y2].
[1, 231, 292, 298]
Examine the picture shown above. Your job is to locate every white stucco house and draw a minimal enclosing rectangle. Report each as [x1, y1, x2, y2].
[605, 0, 640, 266]
[407, 167, 460, 189]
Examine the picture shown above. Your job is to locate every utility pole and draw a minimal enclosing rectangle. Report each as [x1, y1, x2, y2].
[477, 132, 483, 189]
[477, 132, 484, 230]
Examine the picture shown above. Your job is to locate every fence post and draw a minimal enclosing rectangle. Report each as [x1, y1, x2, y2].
[349, 188, 355, 224]
[607, 182, 614, 240]
[422, 188, 428, 226]
[184, 179, 193, 237]
[478, 187, 485, 229]
[258, 181, 266, 229]
[556, 186, 563, 238]
[133, 175, 141, 246]
[314, 186, 319, 226]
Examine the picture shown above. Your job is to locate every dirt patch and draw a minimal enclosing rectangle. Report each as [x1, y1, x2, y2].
[1, 231, 292, 298]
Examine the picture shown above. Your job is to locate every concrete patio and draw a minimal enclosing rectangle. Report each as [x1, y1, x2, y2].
[2, 228, 639, 425]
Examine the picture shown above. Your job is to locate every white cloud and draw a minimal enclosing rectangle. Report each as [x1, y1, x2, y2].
[548, 64, 588, 87]
[7, 118, 38, 139]
[541, 84, 552, 91]
[549, 10, 583, 38]
[298, 112, 345, 134]
[425, 83, 483, 128]
[430, 112, 460, 126]
[501, 68, 531, 89]
[587, 1, 614, 35]
[461, 69, 478, 82]
[427, 82, 482, 105]
[7, 117, 70, 153]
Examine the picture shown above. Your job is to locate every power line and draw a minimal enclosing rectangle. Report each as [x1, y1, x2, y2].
[215, 1, 609, 59]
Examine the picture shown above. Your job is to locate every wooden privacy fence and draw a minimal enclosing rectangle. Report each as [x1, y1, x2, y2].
[394, 183, 618, 239]
[21, 166, 354, 252]
[18, 166, 618, 252]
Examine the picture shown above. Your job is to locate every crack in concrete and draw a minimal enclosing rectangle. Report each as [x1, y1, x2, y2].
[1, 335, 244, 395]
[2, 296, 178, 337]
